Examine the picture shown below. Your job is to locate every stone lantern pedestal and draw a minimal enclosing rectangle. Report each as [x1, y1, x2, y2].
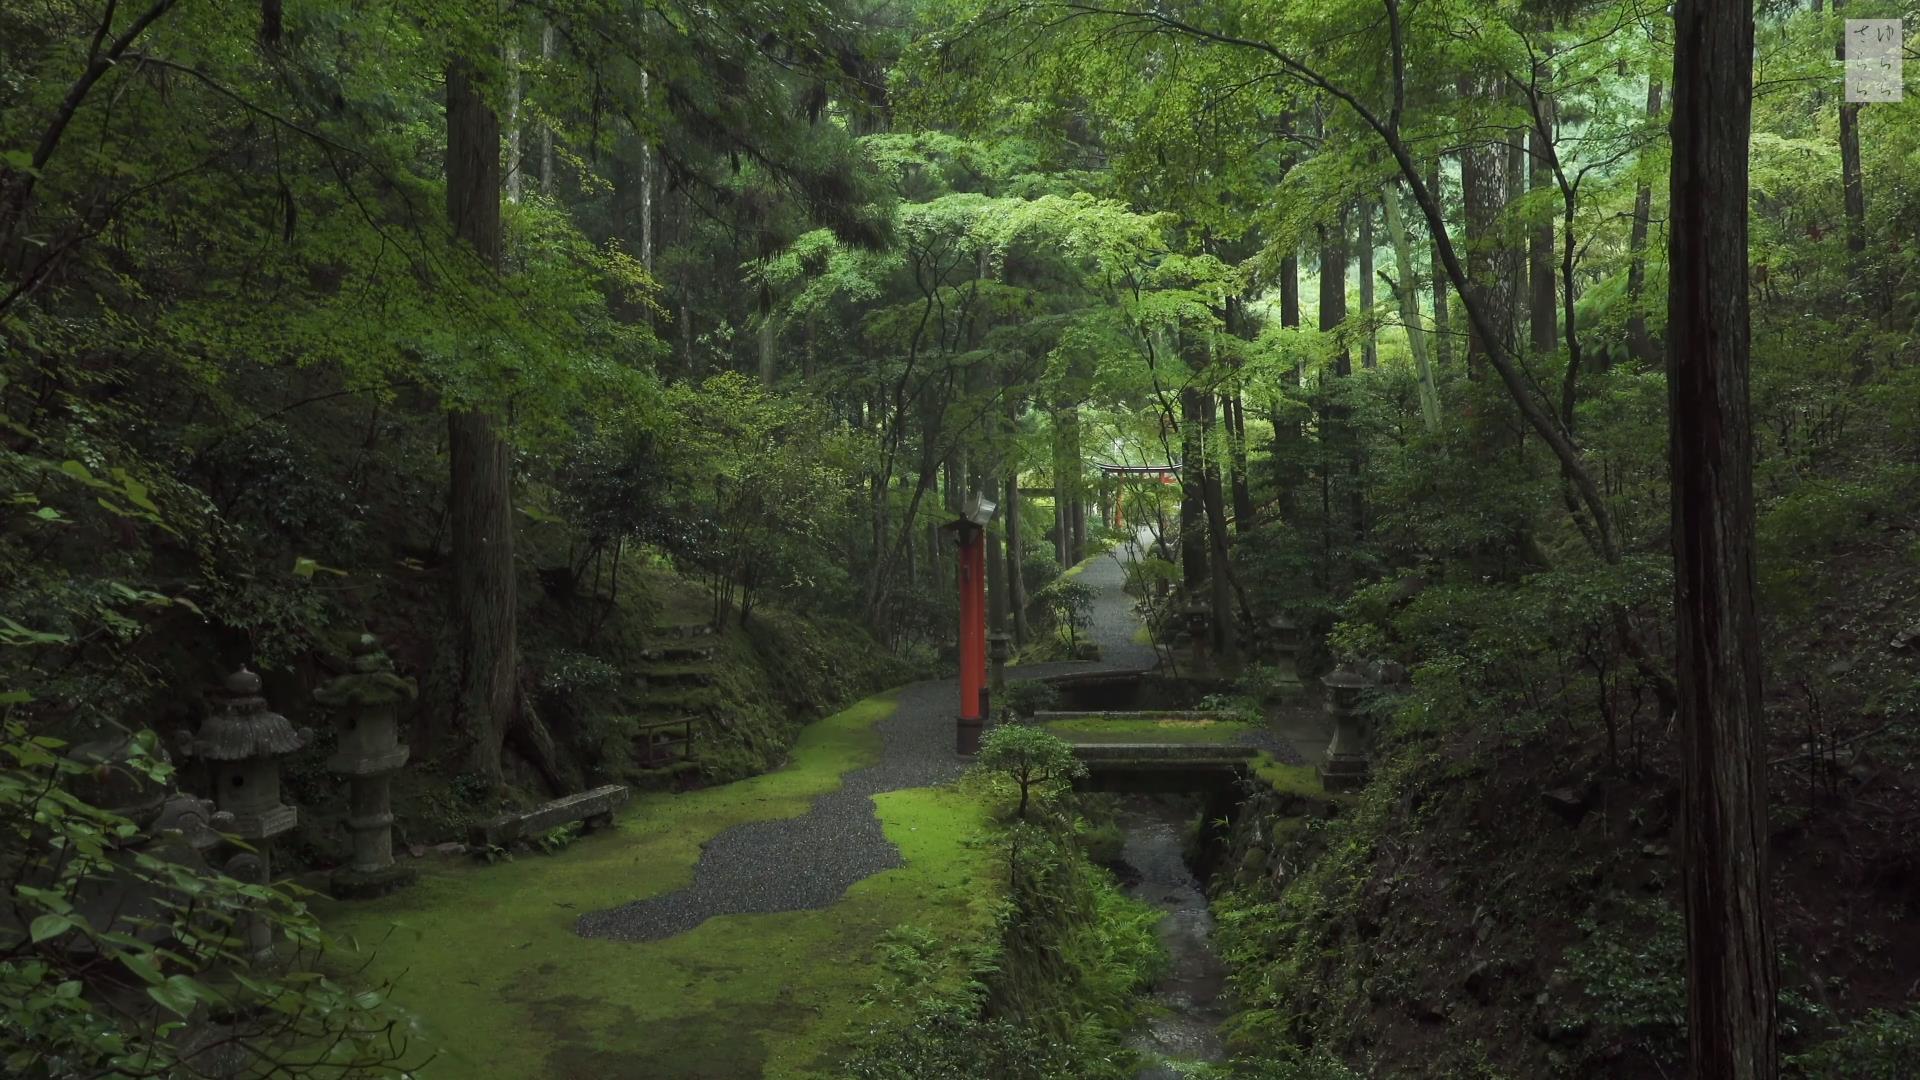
[194, 668, 306, 962]
[1267, 615, 1306, 698]
[1184, 603, 1212, 674]
[60, 724, 234, 956]
[1317, 663, 1374, 792]
[314, 634, 418, 899]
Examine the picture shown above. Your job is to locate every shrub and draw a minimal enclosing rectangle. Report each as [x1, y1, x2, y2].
[1789, 1008, 1920, 1079]
[974, 725, 1088, 820]
[1034, 579, 1095, 652]
[1001, 680, 1060, 722]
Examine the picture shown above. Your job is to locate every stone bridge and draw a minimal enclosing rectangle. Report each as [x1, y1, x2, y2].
[1068, 741, 1259, 798]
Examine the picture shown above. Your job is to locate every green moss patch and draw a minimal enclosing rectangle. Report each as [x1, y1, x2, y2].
[1247, 753, 1359, 806]
[1042, 715, 1257, 744]
[319, 692, 1002, 1079]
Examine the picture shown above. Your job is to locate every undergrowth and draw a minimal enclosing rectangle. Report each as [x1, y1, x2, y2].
[842, 794, 1165, 1078]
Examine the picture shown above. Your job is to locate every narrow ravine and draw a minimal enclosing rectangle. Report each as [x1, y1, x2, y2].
[1118, 796, 1229, 1079]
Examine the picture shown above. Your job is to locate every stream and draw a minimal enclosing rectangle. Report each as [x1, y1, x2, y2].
[1118, 796, 1229, 1079]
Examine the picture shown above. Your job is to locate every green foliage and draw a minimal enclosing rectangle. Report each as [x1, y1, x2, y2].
[1789, 1008, 1920, 1079]
[0, 721, 415, 1077]
[1560, 897, 1687, 1046]
[536, 649, 621, 696]
[1000, 680, 1060, 722]
[974, 725, 1088, 819]
[1034, 579, 1095, 651]
[534, 822, 583, 854]
[843, 795, 1161, 1080]
[1235, 664, 1303, 703]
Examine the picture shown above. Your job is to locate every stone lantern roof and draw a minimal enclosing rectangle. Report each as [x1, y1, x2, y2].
[193, 668, 305, 760]
[1321, 663, 1373, 690]
[313, 634, 418, 709]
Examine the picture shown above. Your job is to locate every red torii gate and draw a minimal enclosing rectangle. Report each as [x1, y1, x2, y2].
[1094, 461, 1181, 529]
[944, 495, 996, 754]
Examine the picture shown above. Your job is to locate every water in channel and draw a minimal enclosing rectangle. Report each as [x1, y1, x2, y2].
[1118, 796, 1229, 1079]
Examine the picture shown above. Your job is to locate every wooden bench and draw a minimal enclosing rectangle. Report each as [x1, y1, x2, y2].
[468, 784, 629, 848]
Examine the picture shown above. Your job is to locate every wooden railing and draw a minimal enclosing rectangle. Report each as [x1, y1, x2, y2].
[633, 717, 695, 767]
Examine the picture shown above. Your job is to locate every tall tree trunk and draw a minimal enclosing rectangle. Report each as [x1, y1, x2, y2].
[446, 55, 518, 783]
[540, 25, 555, 197]
[1200, 393, 1239, 669]
[1280, 252, 1302, 330]
[504, 37, 522, 205]
[1006, 473, 1028, 646]
[985, 482, 1007, 635]
[1668, 0, 1778, 1073]
[1836, 0, 1866, 262]
[639, 71, 654, 272]
[1505, 124, 1527, 346]
[1270, 252, 1305, 515]
[1071, 491, 1086, 564]
[1529, 103, 1557, 356]
[1626, 78, 1664, 366]
[1179, 385, 1207, 597]
[1383, 182, 1440, 431]
[1428, 158, 1454, 370]
[1358, 198, 1377, 369]
[1225, 296, 1256, 530]
[1227, 393, 1254, 528]
[1320, 213, 1349, 354]
[1274, 251, 1305, 453]
[1052, 407, 1072, 566]
[1319, 210, 1355, 584]
[1060, 401, 1086, 565]
[758, 290, 777, 386]
[1459, 80, 1504, 376]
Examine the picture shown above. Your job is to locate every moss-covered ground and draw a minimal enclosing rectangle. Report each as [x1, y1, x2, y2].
[1042, 715, 1258, 744]
[318, 690, 1001, 1079]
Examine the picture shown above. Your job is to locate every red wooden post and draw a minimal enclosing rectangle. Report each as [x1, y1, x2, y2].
[956, 522, 987, 753]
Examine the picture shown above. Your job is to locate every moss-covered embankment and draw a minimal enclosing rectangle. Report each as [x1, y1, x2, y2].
[322, 691, 999, 1078]
[321, 688, 1170, 1079]
[287, 562, 916, 860]
[1203, 735, 1920, 1079]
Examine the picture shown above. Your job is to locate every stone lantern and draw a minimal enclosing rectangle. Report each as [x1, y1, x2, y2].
[1184, 603, 1212, 672]
[194, 668, 305, 843]
[313, 634, 418, 898]
[194, 669, 306, 960]
[1267, 615, 1305, 692]
[56, 724, 234, 955]
[1317, 662, 1375, 791]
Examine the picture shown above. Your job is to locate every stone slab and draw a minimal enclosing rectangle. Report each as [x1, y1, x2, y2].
[468, 784, 630, 848]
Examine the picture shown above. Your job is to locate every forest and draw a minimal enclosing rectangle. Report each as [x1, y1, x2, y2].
[2, 0, 1917, 1076]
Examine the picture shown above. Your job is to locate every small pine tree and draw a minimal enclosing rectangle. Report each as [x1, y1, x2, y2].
[974, 725, 1087, 819]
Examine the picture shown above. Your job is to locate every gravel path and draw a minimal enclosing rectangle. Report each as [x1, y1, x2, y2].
[575, 532, 1161, 943]
[1076, 533, 1162, 672]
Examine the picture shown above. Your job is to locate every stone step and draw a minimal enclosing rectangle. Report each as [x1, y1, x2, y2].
[640, 644, 715, 664]
[640, 668, 716, 690]
[653, 622, 717, 640]
[635, 689, 721, 717]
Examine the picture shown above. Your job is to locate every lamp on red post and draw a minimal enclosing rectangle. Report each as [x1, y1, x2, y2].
[941, 493, 998, 754]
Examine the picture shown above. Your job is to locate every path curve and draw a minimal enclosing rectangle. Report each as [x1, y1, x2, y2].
[576, 533, 1157, 942]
